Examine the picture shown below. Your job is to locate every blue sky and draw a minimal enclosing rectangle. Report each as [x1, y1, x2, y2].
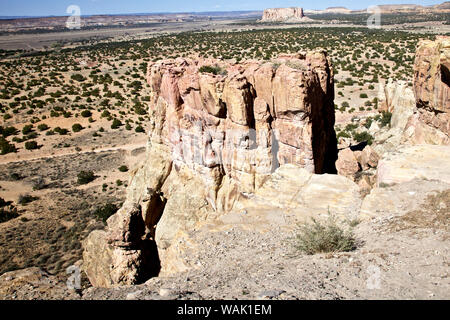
[0, 0, 443, 17]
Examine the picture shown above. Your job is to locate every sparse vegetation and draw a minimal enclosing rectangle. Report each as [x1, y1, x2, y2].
[199, 65, 226, 76]
[294, 215, 356, 255]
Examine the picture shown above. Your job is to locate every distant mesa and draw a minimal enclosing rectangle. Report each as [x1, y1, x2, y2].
[323, 7, 352, 14]
[261, 7, 311, 22]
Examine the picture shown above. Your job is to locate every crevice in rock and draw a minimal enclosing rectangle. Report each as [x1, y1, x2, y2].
[217, 99, 228, 118]
[246, 84, 256, 130]
[350, 141, 368, 152]
[441, 64, 450, 87]
[136, 237, 161, 282]
[268, 114, 280, 173]
[311, 94, 338, 174]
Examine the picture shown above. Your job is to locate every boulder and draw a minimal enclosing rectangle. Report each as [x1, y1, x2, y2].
[336, 148, 360, 178]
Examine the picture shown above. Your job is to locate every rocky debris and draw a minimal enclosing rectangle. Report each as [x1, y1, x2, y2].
[83, 52, 338, 287]
[335, 146, 379, 191]
[261, 7, 310, 22]
[0, 267, 80, 300]
[377, 145, 450, 187]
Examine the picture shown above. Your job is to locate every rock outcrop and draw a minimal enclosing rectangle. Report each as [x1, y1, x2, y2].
[82, 52, 338, 287]
[374, 37, 450, 156]
[413, 36, 450, 139]
[261, 7, 308, 22]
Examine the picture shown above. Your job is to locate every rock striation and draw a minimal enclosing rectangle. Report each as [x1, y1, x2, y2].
[261, 7, 307, 22]
[82, 51, 338, 287]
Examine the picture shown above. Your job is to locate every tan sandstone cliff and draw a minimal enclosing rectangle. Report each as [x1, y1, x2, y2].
[82, 51, 338, 287]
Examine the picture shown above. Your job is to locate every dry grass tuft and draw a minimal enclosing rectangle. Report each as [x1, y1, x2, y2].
[388, 189, 450, 237]
[294, 214, 357, 255]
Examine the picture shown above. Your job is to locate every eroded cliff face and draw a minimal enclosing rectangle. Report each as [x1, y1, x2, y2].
[82, 51, 337, 287]
[413, 36, 450, 139]
[261, 7, 305, 22]
[374, 36, 450, 150]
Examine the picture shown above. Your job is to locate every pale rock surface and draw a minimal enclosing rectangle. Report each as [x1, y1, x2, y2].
[377, 145, 450, 187]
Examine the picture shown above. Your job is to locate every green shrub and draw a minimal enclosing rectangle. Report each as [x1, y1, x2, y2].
[118, 165, 129, 172]
[22, 124, 33, 135]
[134, 106, 147, 115]
[294, 215, 356, 255]
[18, 194, 39, 206]
[81, 110, 92, 118]
[25, 141, 39, 150]
[72, 123, 83, 132]
[0, 137, 17, 155]
[37, 124, 49, 131]
[135, 125, 145, 133]
[111, 119, 122, 129]
[353, 131, 374, 145]
[54, 127, 68, 135]
[93, 203, 119, 223]
[71, 73, 86, 82]
[77, 170, 96, 185]
[380, 111, 392, 128]
[0, 126, 19, 138]
[199, 65, 226, 75]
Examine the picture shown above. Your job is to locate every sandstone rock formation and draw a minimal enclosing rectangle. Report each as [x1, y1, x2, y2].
[374, 36, 450, 155]
[413, 36, 450, 139]
[261, 7, 308, 22]
[82, 52, 338, 287]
